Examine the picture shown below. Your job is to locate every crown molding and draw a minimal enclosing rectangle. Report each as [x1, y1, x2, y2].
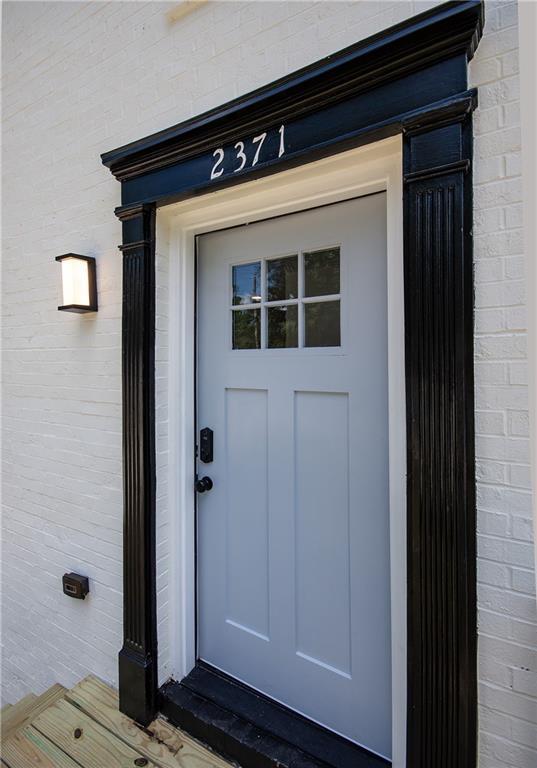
[102, 1, 483, 183]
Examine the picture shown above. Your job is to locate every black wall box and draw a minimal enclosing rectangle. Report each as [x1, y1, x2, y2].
[62, 572, 89, 600]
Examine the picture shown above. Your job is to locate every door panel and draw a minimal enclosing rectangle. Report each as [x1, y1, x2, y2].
[225, 387, 269, 640]
[197, 194, 391, 758]
[295, 391, 351, 677]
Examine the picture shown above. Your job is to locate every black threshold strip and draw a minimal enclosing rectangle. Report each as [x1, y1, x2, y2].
[159, 662, 390, 768]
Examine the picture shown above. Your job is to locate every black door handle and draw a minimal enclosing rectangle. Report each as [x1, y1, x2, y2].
[195, 476, 213, 493]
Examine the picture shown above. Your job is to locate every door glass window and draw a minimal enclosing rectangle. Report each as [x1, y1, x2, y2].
[304, 248, 340, 297]
[233, 262, 262, 305]
[304, 300, 340, 347]
[267, 255, 298, 301]
[268, 305, 299, 348]
[231, 246, 341, 349]
[232, 308, 261, 349]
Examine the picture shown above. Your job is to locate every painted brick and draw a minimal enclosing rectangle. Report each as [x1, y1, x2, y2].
[1, 2, 535, 767]
[511, 568, 536, 596]
[512, 516, 535, 542]
[511, 717, 537, 749]
[480, 731, 537, 768]
[508, 411, 529, 437]
[477, 410, 507, 436]
[504, 255, 526, 280]
[478, 509, 511, 537]
[509, 362, 528, 385]
[479, 682, 537, 724]
[510, 465, 532, 490]
[505, 203, 524, 229]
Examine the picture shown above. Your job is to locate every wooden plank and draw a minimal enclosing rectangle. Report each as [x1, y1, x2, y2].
[1, 694, 36, 740]
[2, 724, 82, 768]
[2, 685, 66, 741]
[32, 698, 161, 768]
[148, 719, 233, 768]
[66, 676, 232, 768]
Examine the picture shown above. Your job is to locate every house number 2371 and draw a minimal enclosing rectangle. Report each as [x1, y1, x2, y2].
[210, 124, 286, 180]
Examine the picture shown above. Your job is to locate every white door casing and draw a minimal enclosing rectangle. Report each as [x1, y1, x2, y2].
[159, 137, 406, 767]
[197, 195, 391, 757]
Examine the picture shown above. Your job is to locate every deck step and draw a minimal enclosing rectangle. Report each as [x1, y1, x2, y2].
[1, 694, 36, 740]
[2, 725, 81, 768]
[32, 697, 162, 768]
[0, 675, 234, 768]
[1, 685, 65, 742]
[66, 675, 233, 768]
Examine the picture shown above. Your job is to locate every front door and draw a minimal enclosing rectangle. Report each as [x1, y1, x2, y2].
[196, 194, 391, 759]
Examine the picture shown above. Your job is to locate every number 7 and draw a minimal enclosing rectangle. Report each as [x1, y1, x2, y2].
[251, 133, 267, 167]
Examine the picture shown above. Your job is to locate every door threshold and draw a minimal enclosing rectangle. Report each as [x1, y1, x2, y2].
[159, 662, 390, 768]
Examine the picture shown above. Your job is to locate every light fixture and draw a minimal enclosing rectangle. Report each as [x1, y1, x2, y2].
[55, 254, 97, 313]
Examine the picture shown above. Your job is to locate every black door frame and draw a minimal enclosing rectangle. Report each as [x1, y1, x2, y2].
[101, 3, 483, 766]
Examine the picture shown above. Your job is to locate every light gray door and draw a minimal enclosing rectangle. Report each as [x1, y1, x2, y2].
[197, 194, 391, 759]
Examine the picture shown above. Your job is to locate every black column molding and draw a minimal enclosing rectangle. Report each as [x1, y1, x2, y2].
[403, 111, 477, 768]
[116, 201, 158, 726]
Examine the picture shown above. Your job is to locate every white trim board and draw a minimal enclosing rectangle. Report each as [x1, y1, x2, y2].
[157, 135, 406, 767]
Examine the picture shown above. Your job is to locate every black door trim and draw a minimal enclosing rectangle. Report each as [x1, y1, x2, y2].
[102, 3, 483, 766]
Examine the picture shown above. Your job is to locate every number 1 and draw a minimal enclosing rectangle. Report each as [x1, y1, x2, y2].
[278, 124, 285, 158]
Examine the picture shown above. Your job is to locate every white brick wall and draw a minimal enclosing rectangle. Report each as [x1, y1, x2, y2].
[470, 4, 537, 765]
[1, 2, 535, 766]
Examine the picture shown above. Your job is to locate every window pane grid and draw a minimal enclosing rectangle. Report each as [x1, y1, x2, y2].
[301, 293, 340, 304]
[231, 247, 340, 349]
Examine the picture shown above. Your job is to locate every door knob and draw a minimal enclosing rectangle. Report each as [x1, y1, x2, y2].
[195, 476, 213, 493]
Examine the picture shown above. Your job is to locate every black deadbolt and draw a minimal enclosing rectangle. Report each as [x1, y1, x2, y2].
[199, 427, 213, 463]
[195, 476, 213, 493]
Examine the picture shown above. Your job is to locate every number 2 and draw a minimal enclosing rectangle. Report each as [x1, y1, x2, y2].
[210, 148, 224, 179]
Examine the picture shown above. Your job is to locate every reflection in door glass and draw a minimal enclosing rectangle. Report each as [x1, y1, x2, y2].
[304, 248, 340, 297]
[267, 255, 298, 301]
[304, 301, 340, 347]
[232, 262, 262, 305]
[267, 305, 298, 348]
[233, 309, 261, 349]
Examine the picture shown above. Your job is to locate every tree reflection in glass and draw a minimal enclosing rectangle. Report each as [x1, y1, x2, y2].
[304, 301, 340, 347]
[304, 248, 340, 297]
[232, 262, 262, 305]
[233, 309, 261, 349]
[267, 305, 298, 348]
[267, 255, 298, 301]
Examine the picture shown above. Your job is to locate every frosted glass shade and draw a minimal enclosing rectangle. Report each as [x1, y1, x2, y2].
[56, 254, 97, 313]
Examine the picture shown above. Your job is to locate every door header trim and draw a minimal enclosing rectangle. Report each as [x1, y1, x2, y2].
[102, 1, 483, 207]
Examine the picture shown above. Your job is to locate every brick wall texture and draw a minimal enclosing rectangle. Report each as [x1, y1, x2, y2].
[2, 2, 535, 766]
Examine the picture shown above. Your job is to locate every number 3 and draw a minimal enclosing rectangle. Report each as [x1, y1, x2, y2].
[234, 141, 247, 173]
[210, 148, 224, 179]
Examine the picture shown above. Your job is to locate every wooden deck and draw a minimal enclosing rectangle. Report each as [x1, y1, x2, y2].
[1, 675, 235, 768]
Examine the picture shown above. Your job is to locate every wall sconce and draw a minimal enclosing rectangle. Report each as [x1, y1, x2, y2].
[55, 254, 98, 313]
